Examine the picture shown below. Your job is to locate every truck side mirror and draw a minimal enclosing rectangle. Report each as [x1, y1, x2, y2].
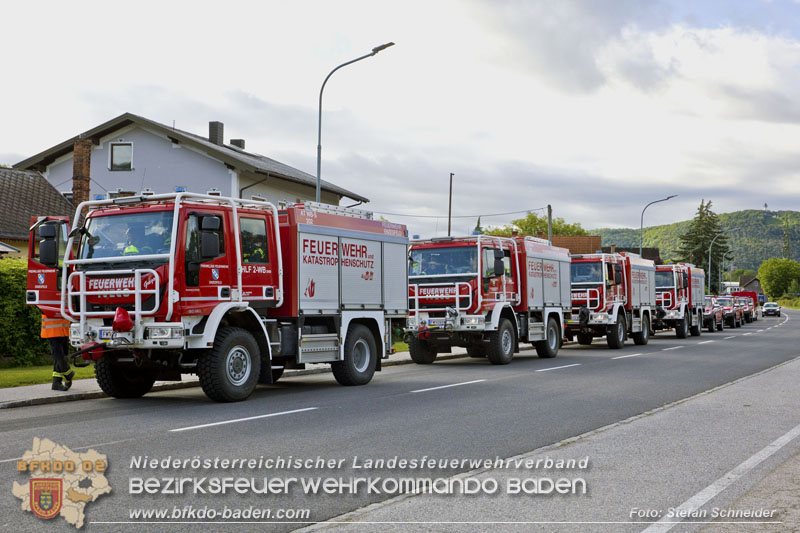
[201, 232, 220, 260]
[494, 259, 504, 277]
[39, 224, 59, 268]
[614, 264, 623, 285]
[494, 249, 504, 260]
[683, 273, 689, 287]
[201, 216, 220, 231]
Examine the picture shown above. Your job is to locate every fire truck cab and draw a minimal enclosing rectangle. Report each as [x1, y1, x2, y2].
[653, 263, 706, 338]
[405, 235, 571, 364]
[565, 252, 655, 349]
[27, 192, 408, 402]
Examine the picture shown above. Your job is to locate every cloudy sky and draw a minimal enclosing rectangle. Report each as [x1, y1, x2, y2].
[3, 0, 800, 237]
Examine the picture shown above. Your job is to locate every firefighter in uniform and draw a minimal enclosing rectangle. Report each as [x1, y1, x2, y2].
[123, 224, 145, 255]
[40, 315, 74, 391]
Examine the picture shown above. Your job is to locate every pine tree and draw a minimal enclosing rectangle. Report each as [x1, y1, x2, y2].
[677, 200, 730, 294]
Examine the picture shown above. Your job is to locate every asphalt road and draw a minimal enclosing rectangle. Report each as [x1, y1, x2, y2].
[1, 311, 795, 532]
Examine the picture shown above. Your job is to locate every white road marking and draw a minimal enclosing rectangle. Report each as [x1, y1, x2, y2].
[757, 330, 764, 332]
[662, 346, 683, 351]
[536, 363, 582, 372]
[724, 336, 737, 340]
[698, 341, 714, 345]
[170, 407, 318, 432]
[612, 353, 643, 360]
[643, 421, 800, 532]
[743, 333, 753, 336]
[410, 380, 486, 393]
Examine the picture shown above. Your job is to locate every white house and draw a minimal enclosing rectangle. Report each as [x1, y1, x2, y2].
[14, 113, 367, 207]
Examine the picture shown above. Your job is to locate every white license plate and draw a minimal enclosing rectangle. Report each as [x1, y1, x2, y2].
[427, 318, 447, 328]
[99, 330, 113, 340]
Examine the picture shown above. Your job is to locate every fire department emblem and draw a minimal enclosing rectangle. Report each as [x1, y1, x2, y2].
[304, 278, 316, 298]
[211, 268, 219, 281]
[30, 479, 62, 519]
[37, 273, 45, 284]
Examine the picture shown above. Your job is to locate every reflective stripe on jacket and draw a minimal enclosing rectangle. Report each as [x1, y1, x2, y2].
[41, 315, 70, 338]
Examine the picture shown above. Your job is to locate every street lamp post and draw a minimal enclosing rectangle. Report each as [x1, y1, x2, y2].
[708, 227, 739, 294]
[315, 42, 395, 203]
[640, 195, 677, 256]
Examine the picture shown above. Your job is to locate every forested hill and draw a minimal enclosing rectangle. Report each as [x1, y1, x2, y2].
[591, 210, 800, 271]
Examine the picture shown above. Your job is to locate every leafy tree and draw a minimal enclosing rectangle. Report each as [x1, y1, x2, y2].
[677, 200, 729, 293]
[758, 258, 800, 298]
[787, 278, 800, 296]
[486, 212, 587, 237]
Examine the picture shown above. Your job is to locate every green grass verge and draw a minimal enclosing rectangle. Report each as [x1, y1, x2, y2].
[0, 364, 95, 389]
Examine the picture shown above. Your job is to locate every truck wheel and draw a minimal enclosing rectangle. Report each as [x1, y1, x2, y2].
[95, 358, 157, 399]
[606, 314, 626, 349]
[535, 317, 560, 358]
[332, 324, 378, 385]
[632, 315, 650, 345]
[467, 345, 486, 358]
[707, 319, 715, 333]
[716, 318, 723, 331]
[198, 327, 261, 402]
[735, 316, 742, 328]
[408, 336, 438, 364]
[690, 313, 702, 337]
[675, 315, 689, 338]
[487, 319, 515, 365]
[576, 333, 593, 345]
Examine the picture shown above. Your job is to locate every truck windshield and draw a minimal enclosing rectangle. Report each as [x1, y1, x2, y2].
[704, 296, 714, 306]
[655, 271, 674, 288]
[79, 211, 174, 259]
[717, 297, 732, 306]
[571, 262, 602, 283]
[409, 247, 477, 276]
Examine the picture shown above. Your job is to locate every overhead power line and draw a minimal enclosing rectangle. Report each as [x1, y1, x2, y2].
[372, 207, 546, 219]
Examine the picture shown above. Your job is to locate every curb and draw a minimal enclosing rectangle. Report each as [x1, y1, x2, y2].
[0, 353, 469, 410]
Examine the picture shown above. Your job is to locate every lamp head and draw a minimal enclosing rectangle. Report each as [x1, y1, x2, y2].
[372, 42, 395, 54]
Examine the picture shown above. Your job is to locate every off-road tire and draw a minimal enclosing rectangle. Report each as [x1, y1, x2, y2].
[466, 345, 486, 358]
[487, 319, 515, 365]
[198, 327, 261, 402]
[716, 318, 723, 331]
[332, 324, 378, 385]
[606, 314, 626, 349]
[675, 315, 689, 339]
[408, 335, 438, 364]
[535, 317, 560, 358]
[690, 313, 702, 337]
[95, 358, 158, 399]
[632, 315, 650, 345]
[577, 333, 593, 345]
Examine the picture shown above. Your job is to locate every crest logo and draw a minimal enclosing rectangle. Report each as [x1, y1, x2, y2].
[37, 273, 45, 284]
[30, 479, 62, 520]
[211, 268, 220, 281]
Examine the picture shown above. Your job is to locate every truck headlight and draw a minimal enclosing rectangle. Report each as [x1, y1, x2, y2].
[593, 313, 608, 321]
[461, 316, 485, 326]
[69, 326, 81, 340]
[145, 327, 183, 339]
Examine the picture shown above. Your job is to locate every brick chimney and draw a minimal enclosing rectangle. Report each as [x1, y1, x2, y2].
[209, 121, 224, 145]
[72, 137, 92, 207]
[230, 139, 245, 149]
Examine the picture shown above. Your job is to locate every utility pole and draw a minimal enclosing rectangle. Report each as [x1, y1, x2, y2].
[447, 172, 454, 237]
[547, 204, 552, 244]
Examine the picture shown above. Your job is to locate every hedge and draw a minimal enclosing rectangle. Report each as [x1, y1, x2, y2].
[0, 258, 49, 366]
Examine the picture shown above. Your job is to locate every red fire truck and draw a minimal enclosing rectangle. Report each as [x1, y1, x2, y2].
[405, 235, 572, 364]
[26, 193, 408, 402]
[565, 252, 656, 348]
[653, 263, 706, 338]
[731, 291, 759, 322]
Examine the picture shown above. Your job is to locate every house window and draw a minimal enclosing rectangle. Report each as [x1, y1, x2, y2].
[110, 143, 132, 171]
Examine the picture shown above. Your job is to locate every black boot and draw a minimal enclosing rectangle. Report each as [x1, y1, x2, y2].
[52, 377, 68, 392]
[63, 370, 75, 391]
